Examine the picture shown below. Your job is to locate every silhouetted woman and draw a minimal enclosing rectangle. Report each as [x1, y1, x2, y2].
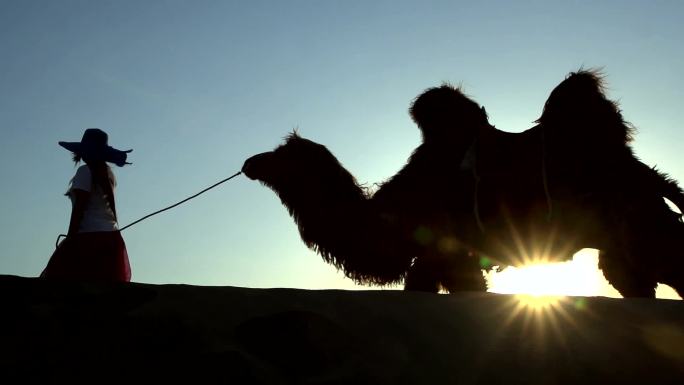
[41, 128, 133, 282]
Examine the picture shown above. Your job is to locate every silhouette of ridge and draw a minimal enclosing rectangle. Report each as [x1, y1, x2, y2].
[3, 275, 683, 384]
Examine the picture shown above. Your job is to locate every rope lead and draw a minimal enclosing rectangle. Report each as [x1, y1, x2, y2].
[55, 171, 242, 248]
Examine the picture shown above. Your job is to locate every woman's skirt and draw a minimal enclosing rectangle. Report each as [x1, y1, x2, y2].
[41, 231, 131, 282]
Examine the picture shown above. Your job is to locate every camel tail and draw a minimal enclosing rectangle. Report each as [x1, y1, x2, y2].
[650, 165, 684, 217]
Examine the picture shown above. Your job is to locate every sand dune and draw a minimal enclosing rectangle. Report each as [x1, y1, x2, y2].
[1, 275, 682, 384]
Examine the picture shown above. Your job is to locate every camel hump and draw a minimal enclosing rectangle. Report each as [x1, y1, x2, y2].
[538, 69, 635, 145]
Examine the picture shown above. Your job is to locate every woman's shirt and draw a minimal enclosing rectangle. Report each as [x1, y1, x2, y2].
[69, 165, 119, 232]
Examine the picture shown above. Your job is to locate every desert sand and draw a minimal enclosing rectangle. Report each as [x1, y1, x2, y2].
[1, 274, 683, 384]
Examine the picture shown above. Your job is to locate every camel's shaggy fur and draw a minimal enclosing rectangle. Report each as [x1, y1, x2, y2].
[242, 134, 416, 285]
[242, 70, 684, 297]
[370, 84, 492, 292]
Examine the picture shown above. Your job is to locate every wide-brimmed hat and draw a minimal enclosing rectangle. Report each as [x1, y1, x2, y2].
[59, 128, 132, 166]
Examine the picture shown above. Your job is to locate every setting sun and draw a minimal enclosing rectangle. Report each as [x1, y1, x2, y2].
[486, 249, 682, 300]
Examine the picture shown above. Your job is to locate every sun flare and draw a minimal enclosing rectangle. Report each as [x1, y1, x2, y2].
[486, 249, 682, 299]
[514, 294, 565, 310]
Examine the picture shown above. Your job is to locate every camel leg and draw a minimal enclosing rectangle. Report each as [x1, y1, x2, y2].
[663, 278, 684, 299]
[403, 253, 487, 293]
[438, 254, 488, 293]
[658, 270, 684, 299]
[598, 250, 657, 298]
[403, 257, 441, 293]
[650, 231, 684, 298]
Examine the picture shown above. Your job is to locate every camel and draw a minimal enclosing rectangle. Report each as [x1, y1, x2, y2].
[242, 70, 684, 297]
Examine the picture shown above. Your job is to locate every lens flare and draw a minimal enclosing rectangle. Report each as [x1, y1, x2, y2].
[487, 250, 615, 297]
[515, 294, 564, 310]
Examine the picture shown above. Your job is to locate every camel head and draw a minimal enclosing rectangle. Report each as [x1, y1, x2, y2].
[243, 133, 329, 186]
[242, 133, 365, 202]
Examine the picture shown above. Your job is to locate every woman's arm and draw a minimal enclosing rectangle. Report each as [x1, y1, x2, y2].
[67, 189, 90, 237]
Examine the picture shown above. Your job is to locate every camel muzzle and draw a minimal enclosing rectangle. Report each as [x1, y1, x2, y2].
[242, 152, 274, 180]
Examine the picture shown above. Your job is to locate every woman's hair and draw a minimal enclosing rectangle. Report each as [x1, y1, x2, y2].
[70, 153, 118, 221]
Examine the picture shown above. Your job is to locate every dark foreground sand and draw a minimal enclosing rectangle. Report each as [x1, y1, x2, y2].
[1, 275, 682, 384]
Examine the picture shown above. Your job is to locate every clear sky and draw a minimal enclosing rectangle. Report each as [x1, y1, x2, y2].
[1, 1, 682, 296]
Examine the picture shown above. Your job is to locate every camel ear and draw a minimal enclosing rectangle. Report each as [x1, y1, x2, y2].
[284, 130, 302, 143]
